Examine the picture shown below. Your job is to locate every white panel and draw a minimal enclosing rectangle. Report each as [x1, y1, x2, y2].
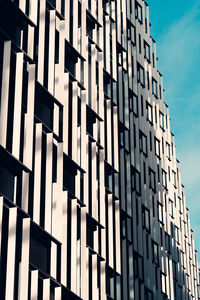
[45, 133, 53, 233]
[71, 199, 77, 293]
[21, 171, 29, 213]
[0, 41, 11, 147]
[80, 207, 87, 299]
[23, 64, 35, 170]
[30, 270, 38, 300]
[108, 194, 114, 268]
[71, 82, 78, 162]
[29, 0, 38, 25]
[61, 191, 68, 286]
[37, 0, 46, 84]
[19, 0, 26, 12]
[12, 52, 24, 159]
[115, 200, 121, 274]
[5, 207, 17, 300]
[43, 278, 50, 300]
[33, 123, 42, 224]
[18, 218, 30, 300]
[48, 10, 56, 94]
[92, 254, 98, 299]
[55, 287, 62, 300]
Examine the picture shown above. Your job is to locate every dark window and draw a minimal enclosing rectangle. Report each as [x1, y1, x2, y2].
[63, 155, 77, 195]
[0, 163, 15, 201]
[139, 131, 148, 156]
[34, 85, 54, 130]
[137, 63, 145, 87]
[86, 216, 97, 249]
[65, 43, 77, 76]
[149, 167, 156, 192]
[146, 101, 153, 124]
[30, 225, 51, 274]
[144, 41, 151, 62]
[142, 205, 150, 232]
[152, 77, 158, 98]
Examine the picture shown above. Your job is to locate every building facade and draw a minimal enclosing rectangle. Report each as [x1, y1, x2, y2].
[0, 0, 199, 299]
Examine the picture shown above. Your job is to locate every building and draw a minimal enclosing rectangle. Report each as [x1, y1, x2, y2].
[0, 0, 199, 299]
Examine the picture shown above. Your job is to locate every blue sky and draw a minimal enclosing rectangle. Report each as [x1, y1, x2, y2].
[149, 1, 200, 258]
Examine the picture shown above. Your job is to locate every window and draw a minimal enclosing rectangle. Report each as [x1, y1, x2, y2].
[34, 87, 54, 131]
[152, 78, 158, 98]
[135, 1, 143, 23]
[65, 42, 77, 76]
[105, 163, 113, 192]
[131, 93, 139, 117]
[137, 63, 145, 87]
[159, 111, 165, 130]
[147, 71, 150, 90]
[141, 95, 144, 116]
[63, 155, 77, 195]
[86, 216, 97, 249]
[154, 137, 161, 158]
[169, 199, 174, 218]
[0, 163, 15, 202]
[30, 224, 51, 274]
[179, 197, 183, 214]
[139, 131, 148, 156]
[162, 170, 167, 189]
[86, 14, 95, 39]
[0, 7, 21, 47]
[106, 272, 115, 299]
[165, 232, 171, 253]
[158, 202, 163, 223]
[152, 241, 159, 264]
[172, 171, 177, 188]
[146, 101, 153, 124]
[131, 167, 141, 195]
[144, 41, 151, 62]
[149, 168, 156, 191]
[149, 131, 152, 151]
[142, 205, 150, 232]
[166, 143, 171, 160]
[175, 226, 180, 244]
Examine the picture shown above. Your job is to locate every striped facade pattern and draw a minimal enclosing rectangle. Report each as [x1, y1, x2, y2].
[0, 0, 199, 300]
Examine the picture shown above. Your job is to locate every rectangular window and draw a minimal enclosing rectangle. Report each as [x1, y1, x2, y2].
[149, 167, 156, 191]
[165, 232, 171, 253]
[172, 171, 177, 188]
[0, 163, 15, 202]
[135, 1, 143, 23]
[159, 111, 165, 130]
[166, 142, 171, 160]
[154, 137, 161, 158]
[146, 101, 153, 124]
[142, 205, 150, 232]
[175, 226, 180, 244]
[162, 170, 167, 189]
[139, 131, 148, 156]
[137, 63, 145, 87]
[144, 41, 151, 62]
[158, 202, 163, 223]
[152, 240, 159, 264]
[169, 199, 174, 218]
[152, 77, 158, 98]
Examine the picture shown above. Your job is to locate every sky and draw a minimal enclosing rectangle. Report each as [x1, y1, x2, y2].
[148, 1, 200, 259]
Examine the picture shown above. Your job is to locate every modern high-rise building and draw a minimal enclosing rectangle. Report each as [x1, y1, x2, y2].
[0, 0, 199, 299]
